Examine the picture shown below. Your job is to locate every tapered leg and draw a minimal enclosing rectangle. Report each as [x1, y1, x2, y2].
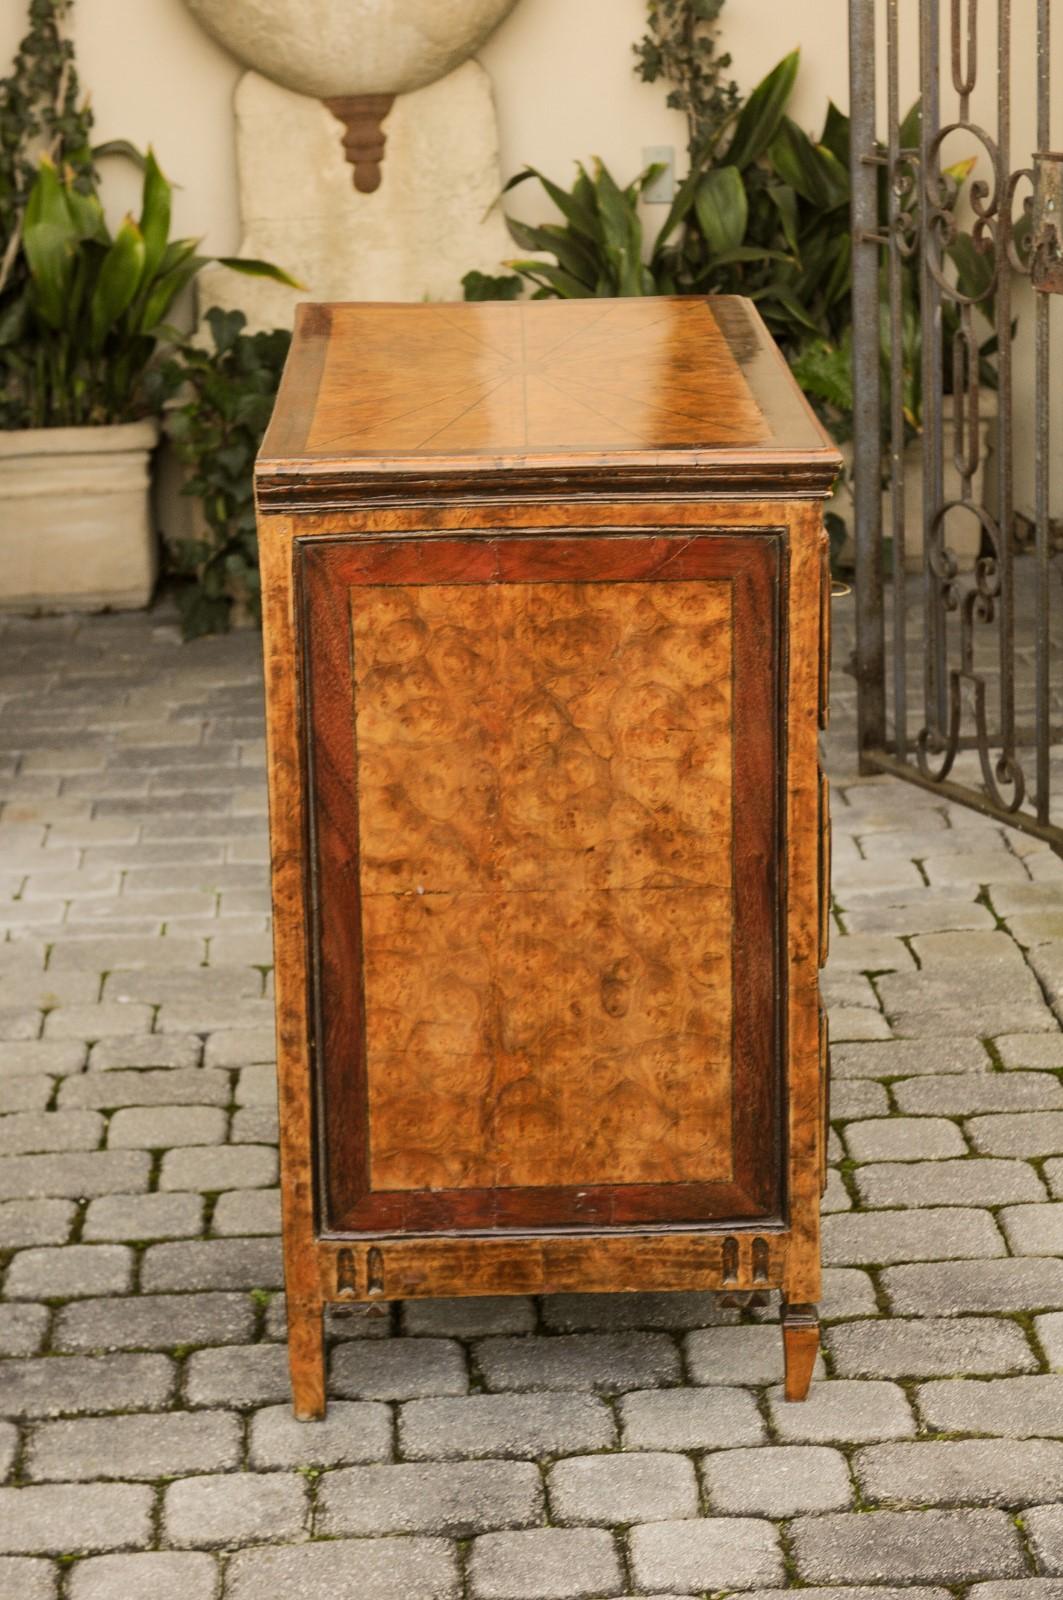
[782, 1301, 819, 1401]
[288, 1298, 326, 1420]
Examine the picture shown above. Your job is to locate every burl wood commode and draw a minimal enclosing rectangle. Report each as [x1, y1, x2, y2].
[255, 295, 840, 1418]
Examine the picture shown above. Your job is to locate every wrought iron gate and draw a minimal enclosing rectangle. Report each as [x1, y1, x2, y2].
[849, 0, 1062, 848]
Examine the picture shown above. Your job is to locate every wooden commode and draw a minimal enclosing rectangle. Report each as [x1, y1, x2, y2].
[255, 295, 840, 1418]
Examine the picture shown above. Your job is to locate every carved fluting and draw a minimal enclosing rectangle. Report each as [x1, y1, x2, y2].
[352, 578, 735, 1193]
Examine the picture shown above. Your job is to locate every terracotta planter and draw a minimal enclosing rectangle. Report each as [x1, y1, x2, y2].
[833, 393, 997, 573]
[0, 420, 159, 613]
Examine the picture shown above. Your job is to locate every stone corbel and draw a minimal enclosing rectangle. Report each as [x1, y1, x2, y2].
[324, 94, 395, 194]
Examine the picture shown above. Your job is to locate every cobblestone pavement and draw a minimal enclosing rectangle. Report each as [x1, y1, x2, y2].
[1, 593, 1063, 1600]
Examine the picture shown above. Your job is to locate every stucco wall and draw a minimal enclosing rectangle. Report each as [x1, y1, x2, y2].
[1, 0, 1057, 518]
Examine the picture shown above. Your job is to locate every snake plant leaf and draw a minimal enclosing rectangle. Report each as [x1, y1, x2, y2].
[90, 216, 146, 352]
[501, 165, 602, 244]
[819, 101, 851, 166]
[592, 160, 645, 295]
[752, 281, 822, 333]
[505, 259, 594, 298]
[694, 165, 748, 255]
[767, 183, 801, 257]
[214, 256, 305, 288]
[726, 50, 799, 171]
[63, 183, 109, 245]
[137, 249, 206, 333]
[769, 118, 850, 211]
[93, 138, 148, 169]
[505, 218, 597, 288]
[138, 148, 172, 290]
[22, 159, 77, 331]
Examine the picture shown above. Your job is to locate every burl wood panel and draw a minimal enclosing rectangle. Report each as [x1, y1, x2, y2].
[352, 579, 735, 1194]
[302, 526, 782, 1235]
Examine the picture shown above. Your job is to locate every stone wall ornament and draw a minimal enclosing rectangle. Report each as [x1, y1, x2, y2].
[184, 0, 518, 99]
[323, 94, 395, 193]
[181, 0, 522, 330]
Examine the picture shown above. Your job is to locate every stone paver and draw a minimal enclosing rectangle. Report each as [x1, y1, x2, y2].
[250, 1401, 393, 1468]
[68, 1552, 219, 1600]
[476, 1331, 680, 1393]
[317, 1460, 543, 1538]
[54, 1291, 254, 1352]
[399, 1393, 616, 1460]
[1, 1353, 174, 1418]
[225, 1537, 460, 1599]
[767, 1380, 916, 1443]
[822, 1206, 1004, 1264]
[0, 1483, 154, 1554]
[469, 1527, 623, 1599]
[4, 1244, 133, 1300]
[884, 1258, 1063, 1315]
[547, 1451, 698, 1525]
[844, 1118, 968, 1162]
[27, 1410, 241, 1482]
[702, 1444, 853, 1515]
[791, 1508, 1026, 1582]
[917, 1375, 1063, 1437]
[1025, 1506, 1063, 1576]
[686, 1323, 825, 1386]
[826, 1317, 1037, 1378]
[2, 596, 1063, 1583]
[163, 1471, 308, 1548]
[855, 1439, 1063, 1507]
[619, 1386, 765, 1449]
[856, 1158, 1046, 1209]
[628, 1518, 783, 1594]
[0, 1556, 57, 1600]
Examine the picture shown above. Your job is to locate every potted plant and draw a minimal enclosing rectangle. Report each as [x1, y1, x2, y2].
[0, 0, 296, 613]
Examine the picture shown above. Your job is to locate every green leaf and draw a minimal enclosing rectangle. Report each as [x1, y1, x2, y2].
[819, 101, 851, 166]
[791, 333, 853, 413]
[500, 164, 602, 244]
[768, 118, 850, 210]
[90, 215, 147, 351]
[93, 138, 148, 169]
[137, 250, 205, 332]
[506, 259, 593, 298]
[752, 280, 822, 333]
[505, 218, 597, 287]
[215, 256, 304, 288]
[592, 159, 644, 295]
[137, 147, 172, 290]
[899, 98, 921, 151]
[22, 160, 78, 330]
[726, 50, 799, 171]
[461, 269, 522, 301]
[767, 183, 801, 256]
[710, 244, 792, 266]
[693, 165, 748, 255]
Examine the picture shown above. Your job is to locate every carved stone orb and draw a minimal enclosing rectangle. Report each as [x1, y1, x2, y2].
[182, 0, 519, 98]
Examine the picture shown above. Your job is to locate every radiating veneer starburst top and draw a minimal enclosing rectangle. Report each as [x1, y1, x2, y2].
[260, 295, 833, 472]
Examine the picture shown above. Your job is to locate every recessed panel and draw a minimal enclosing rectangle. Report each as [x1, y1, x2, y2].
[351, 578, 734, 1193]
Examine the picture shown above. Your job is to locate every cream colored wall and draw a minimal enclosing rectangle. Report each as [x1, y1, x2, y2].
[0, 0, 855, 249]
[1, 0, 1056, 517]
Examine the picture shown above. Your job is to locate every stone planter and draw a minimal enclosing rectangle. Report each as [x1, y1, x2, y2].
[833, 392, 997, 573]
[0, 419, 159, 613]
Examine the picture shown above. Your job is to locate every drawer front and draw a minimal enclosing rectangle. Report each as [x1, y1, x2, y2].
[299, 527, 785, 1235]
